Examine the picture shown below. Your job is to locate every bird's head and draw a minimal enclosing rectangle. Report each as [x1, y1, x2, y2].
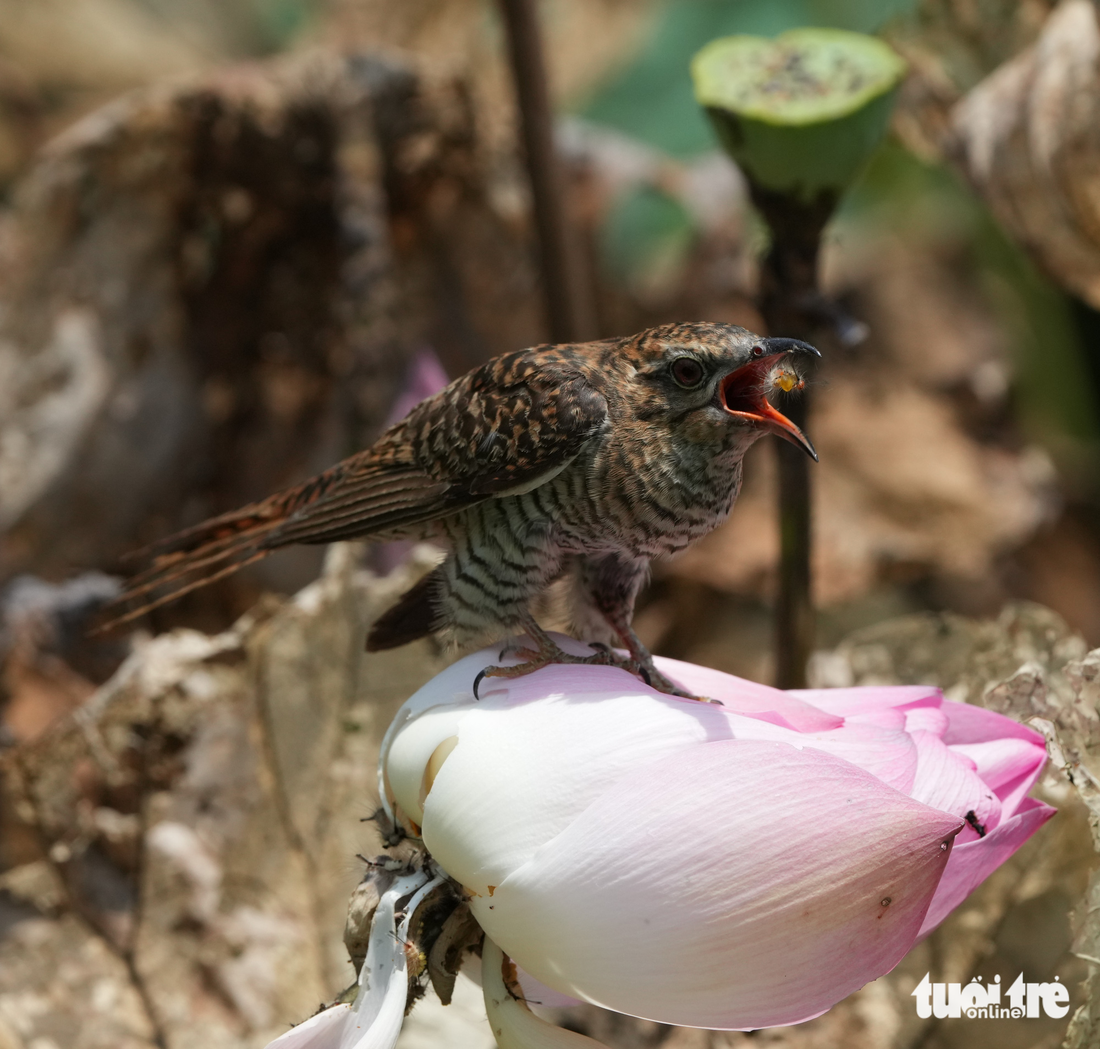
[622, 322, 820, 460]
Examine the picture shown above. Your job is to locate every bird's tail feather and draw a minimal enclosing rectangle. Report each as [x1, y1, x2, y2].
[95, 469, 344, 632]
[94, 525, 279, 632]
[366, 569, 442, 651]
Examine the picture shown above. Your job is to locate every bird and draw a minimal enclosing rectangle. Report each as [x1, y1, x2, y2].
[101, 321, 819, 698]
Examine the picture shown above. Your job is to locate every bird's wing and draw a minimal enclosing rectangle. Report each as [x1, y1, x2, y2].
[272, 349, 608, 545]
[98, 349, 607, 628]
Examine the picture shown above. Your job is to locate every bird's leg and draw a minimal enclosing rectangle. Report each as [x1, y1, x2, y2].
[473, 615, 649, 698]
[497, 636, 539, 661]
[605, 618, 703, 701]
[571, 552, 705, 700]
[474, 617, 576, 697]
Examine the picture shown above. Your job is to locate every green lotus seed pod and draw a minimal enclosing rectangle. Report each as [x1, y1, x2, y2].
[692, 28, 907, 201]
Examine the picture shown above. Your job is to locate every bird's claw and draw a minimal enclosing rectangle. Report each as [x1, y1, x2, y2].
[474, 654, 554, 699]
[472, 639, 635, 699]
[633, 662, 714, 702]
[472, 638, 716, 703]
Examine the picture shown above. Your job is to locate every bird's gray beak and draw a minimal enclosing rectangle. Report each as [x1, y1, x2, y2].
[719, 338, 820, 461]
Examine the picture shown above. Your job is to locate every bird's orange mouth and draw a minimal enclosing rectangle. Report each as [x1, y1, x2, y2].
[720, 351, 818, 461]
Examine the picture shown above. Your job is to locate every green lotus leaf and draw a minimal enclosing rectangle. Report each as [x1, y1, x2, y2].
[692, 28, 906, 200]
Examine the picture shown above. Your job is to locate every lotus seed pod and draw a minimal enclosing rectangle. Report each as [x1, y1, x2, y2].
[692, 28, 907, 201]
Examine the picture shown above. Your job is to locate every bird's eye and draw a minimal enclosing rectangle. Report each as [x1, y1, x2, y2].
[670, 357, 705, 388]
[751, 345, 764, 357]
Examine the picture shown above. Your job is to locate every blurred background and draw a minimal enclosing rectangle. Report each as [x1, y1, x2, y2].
[0, 1, 1099, 1048]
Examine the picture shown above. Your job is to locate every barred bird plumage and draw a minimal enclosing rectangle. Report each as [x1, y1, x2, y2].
[102, 321, 819, 697]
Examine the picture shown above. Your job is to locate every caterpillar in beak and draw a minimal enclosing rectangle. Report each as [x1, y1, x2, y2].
[769, 363, 805, 394]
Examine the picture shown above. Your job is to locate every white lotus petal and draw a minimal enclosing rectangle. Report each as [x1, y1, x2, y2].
[472, 739, 961, 1030]
[482, 936, 608, 1048]
[515, 967, 585, 1010]
[420, 677, 739, 894]
[379, 635, 628, 824]
[378, 646, 505, 824]
[459, 953, 583, 1009]
[386, 705, 471, 824]
[263, 871, 431, 1049]
[264, 1004, 352, 1048]
[344, 872, 431, 1049]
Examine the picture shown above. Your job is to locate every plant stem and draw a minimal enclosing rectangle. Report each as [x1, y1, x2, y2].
[751, 186, 836, 689]
[498, 0, 595, 343]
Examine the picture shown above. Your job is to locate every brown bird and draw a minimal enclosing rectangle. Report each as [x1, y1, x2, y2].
[103, 321, 818, 697]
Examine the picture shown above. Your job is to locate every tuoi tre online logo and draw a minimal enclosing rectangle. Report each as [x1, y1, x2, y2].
[912, 973, 1070, 1019]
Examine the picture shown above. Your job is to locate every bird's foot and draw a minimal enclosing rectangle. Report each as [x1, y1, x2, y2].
[497, 637, 539, 661]
[632, 658, 717, 703]
[474, 638, 637, 699]
[473, 638, 712, 702]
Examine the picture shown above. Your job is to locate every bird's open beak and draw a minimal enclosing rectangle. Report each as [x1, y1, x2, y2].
[720, 338, 820, 461]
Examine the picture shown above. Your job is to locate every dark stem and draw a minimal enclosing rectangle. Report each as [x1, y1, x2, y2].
[498, 0, 595, 343]
[751, 186, 837, 689]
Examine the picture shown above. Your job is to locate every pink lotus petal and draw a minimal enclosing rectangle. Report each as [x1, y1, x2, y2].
[789, 686, 942, 718]
[652, 656, 842, 732]
[909, 729, 1001, 833]
[918, 798, 1056, 937]
[802, 721, 919, 794]
[950, 737, 1047, 816]
[904, 706, 949, 737]
[989, 768, 1047, 823]
[844, 706, 907, 731]
[939, 699, 1043, 745]
[474, 739, 962, 1031]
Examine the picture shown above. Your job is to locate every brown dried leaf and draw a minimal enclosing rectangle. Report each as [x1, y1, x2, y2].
[952, 0, 1100, 308]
